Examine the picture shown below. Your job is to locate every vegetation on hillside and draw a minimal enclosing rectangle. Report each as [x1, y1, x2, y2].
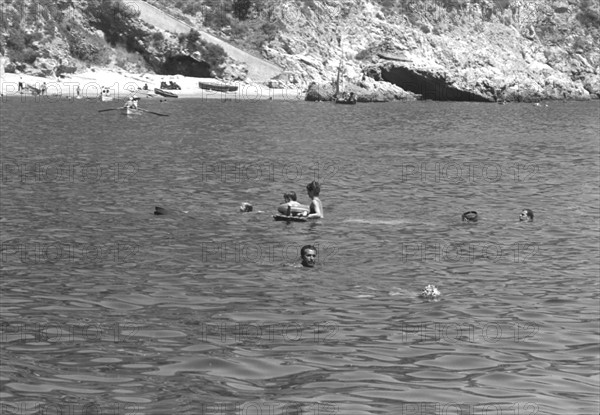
[1, 0, 597, 84]
[178, 29, 227, 70]
[144, 0, 599, 59]
[0, 0, 229, 75]
[146, 0, 287, 53]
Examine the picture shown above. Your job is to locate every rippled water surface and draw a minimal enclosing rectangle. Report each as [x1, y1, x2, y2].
[1, 97, 599, 414]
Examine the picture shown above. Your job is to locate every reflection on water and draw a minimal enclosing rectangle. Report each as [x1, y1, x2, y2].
[1, 97, 599, 414]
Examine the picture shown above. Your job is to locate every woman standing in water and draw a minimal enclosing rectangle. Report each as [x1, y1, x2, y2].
[306, 181, 323, 219]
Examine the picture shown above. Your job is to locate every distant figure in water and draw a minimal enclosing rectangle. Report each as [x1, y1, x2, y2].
[301, 245, 317, 268]
[240, 202, 253, 212]
[420, 284, 441, 299]
[306, 181, 323, 219]
[462, 211, 478, 222]
[519, 209, 534, 222]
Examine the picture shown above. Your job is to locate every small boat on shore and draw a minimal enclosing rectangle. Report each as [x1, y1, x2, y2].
[335, 92, 357, 105]
[154, 88, 178, 98]
[335, 97, 357, 105]
[198, 81, 238, 92]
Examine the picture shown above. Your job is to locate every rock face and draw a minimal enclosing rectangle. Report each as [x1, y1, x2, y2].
[3, 0, 598, 101]
[305, 77, 419, 102]
[259, 0, 599, 101]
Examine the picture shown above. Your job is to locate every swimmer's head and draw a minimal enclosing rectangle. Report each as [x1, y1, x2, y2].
[240, 202, 253, 212]
[306, 181, 320, 196]
[284, 191, 297, 202]
[462, 211, 478, 222]
[301, 245, 317, 268]
[519, 209, 533, 222]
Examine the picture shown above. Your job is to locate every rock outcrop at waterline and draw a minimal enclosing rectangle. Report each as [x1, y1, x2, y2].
[304, 77, 420, 102]
[358, 23, 596, 102]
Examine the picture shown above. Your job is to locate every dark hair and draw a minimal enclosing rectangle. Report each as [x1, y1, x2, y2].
[301, 245, 317, 257]
[306, 181, 320, 196]
[462, 211, 478, 222]
[521, 209, 534, 221]
[284, 191, 297, 201]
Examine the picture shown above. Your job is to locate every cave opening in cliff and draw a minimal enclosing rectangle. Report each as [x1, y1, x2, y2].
[381, 66, 489, 102]
[162, 55, 211, 78]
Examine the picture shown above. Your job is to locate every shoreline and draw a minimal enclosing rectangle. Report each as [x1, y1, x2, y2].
[0, 69, 306, 101]
[2, 68, 596, 103]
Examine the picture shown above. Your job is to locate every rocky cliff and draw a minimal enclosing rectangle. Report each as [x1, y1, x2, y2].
[258, 0, 599, 101]
[2, 0, 598, 102]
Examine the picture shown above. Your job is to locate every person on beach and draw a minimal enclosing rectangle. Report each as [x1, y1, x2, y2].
[301, 245, 317, 268]
[41, 82, 47, 95]
[18, 77, 23, 92]
[306, 181, 323, 219]
[76, 85, 81, 97]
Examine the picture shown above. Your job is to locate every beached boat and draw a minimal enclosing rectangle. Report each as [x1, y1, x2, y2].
[154, 88, 178, 98]
[335, 96, 357, 105]
[198, 81, 238, 92]
[332, 33, 358, 105]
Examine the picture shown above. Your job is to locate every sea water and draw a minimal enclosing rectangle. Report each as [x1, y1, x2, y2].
[0, 97, 598, 414]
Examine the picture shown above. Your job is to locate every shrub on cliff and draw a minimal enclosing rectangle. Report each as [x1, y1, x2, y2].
[233, 0, 253, 20]
[179, 29, 228, 76]
[3, 28, 43, 65]
[577, 0, 600, 28]
[203, 1, 233, 30]
[67, 31, 112, 65]
[86, 0, 144, 49]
